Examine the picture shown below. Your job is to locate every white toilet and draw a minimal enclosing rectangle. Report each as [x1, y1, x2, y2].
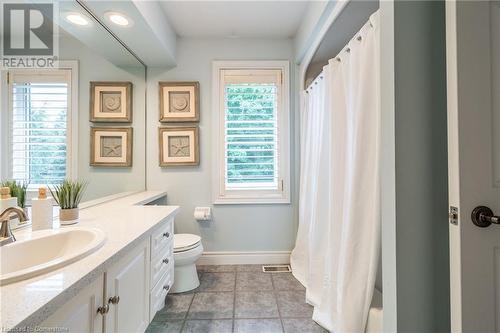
[171, 233, 203, 293]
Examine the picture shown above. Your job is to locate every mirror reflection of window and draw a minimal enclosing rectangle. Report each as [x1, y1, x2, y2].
[8, 69, 74, 189]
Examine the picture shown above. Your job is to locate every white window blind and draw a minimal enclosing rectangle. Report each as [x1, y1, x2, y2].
[214, 62, 290, 204]
[224, 70, 280, 190]
[8, 70, 71, 187]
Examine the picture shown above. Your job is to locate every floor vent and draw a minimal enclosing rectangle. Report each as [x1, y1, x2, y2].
[262, 265, 292, 273]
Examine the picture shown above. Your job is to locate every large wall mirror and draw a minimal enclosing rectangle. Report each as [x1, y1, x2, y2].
[0, 1, 146, 202]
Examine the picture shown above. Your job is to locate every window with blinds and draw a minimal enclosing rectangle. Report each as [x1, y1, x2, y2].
[8, 70, 71, 187]
[214, 64, 290, 204]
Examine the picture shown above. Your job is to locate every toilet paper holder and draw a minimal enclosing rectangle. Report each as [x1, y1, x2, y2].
[194, 207, 211, 221]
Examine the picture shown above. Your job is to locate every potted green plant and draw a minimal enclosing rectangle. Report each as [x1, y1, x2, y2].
[49, 180, 87, 224]
[0, 180, 29, 227]
[1, 180, 29, 209]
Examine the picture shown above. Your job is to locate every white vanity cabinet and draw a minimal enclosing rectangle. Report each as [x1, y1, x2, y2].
[41, 217, 175, 333]
[105, 239, 150, 333]
[149, 217, 174, 319]
[43, 276, 104, 332]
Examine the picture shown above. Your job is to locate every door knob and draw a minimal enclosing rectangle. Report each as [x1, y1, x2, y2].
[471, 206, 500, 227]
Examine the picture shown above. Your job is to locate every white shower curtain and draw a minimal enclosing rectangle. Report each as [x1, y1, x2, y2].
[290, 11, 380, 333]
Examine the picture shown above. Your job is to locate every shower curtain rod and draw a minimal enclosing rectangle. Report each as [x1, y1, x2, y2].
[305, 18, 374, 93]
[305, 72, 324, 93]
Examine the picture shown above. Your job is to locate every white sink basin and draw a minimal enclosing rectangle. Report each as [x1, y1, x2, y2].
[0, 228, 106, 285]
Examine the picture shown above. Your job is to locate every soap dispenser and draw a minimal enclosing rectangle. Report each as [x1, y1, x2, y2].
[32, 187, 53, 231]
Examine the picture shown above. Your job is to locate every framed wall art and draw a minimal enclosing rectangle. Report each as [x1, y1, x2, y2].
[90, 127, 133, 167]
[159, 81, 199, 122]
[159, 127, 199, 166]
[90, 82, 132, 122]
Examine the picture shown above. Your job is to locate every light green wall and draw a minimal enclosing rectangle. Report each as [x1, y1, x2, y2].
[59, 35, 146, 200]
[146, 38, 299, 252]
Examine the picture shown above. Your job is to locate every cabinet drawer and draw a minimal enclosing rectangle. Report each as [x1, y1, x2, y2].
[151, 246, 173, 288]
[150, 269, 173, 320]
[151, 218, 173, 258]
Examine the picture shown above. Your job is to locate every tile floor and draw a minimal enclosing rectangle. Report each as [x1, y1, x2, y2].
[146, 265, 327, 333]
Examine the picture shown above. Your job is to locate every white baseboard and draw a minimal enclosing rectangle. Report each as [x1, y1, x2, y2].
[197, 251, 291, 265]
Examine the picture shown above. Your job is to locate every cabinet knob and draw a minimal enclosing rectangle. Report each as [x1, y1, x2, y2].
[162, 232, 170, 238]
[97, 304, 109, 315]
[108, 296, 120, 305]
[163, 284, 170, 291]
[162, 258, 169, 264]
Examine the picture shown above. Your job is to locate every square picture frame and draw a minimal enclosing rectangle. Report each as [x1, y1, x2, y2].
[90, 82, 133, 122]
[90, 127, 133, 167]
[159, 127, 199, 166]
[159, 81, 200, 122]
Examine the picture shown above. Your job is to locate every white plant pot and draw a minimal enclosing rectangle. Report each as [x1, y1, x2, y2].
[59, 208, 79, 225]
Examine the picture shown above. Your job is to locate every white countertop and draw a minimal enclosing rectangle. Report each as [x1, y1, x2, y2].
[0, 191, 179, 331]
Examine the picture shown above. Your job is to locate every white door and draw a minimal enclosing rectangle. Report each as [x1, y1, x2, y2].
[105, 239, 150, 333]
[447, 1, 500, 332]
[42, 276, 104, 332]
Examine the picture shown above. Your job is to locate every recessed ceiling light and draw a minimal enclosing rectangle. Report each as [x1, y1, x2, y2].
[65, 13, 90, 26]
[105, 11, 133, 27]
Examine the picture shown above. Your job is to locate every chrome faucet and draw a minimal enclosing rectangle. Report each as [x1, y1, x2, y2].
[0, 207, 28, 246]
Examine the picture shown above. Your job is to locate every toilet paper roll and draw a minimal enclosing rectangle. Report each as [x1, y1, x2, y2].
[194, 210, 206, 220]
[194, 207, 211, 221]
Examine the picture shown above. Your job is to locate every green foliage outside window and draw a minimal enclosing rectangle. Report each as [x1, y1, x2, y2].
[225, 84, 277, 185]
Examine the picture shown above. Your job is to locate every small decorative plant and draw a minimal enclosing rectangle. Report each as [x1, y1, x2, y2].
[1, 180, 29, 208]
[49, 179, 87, 223]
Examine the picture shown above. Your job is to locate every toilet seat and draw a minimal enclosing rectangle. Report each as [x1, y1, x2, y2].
[174, 234, 201, 253]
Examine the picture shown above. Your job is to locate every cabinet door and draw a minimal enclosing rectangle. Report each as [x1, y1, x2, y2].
[42, 276, 104, 333]
[105, 239, 150, 333]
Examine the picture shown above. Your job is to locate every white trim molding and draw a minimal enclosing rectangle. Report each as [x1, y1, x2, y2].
[212, 60, 291, 205]
[0, 71, 8, 180]
[445, 1, 462, 331]
[197, 251, 291, 266]
[59, 60, 79, 181]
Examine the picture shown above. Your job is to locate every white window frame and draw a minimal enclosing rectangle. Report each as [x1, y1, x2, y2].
[0, 61, 78, 198]
[212, 60, 291, 204]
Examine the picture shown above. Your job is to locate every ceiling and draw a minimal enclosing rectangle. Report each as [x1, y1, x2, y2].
[58, 1, 143, 67]
[80, 0, 177, 67]
[160, 1, 310, 38]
